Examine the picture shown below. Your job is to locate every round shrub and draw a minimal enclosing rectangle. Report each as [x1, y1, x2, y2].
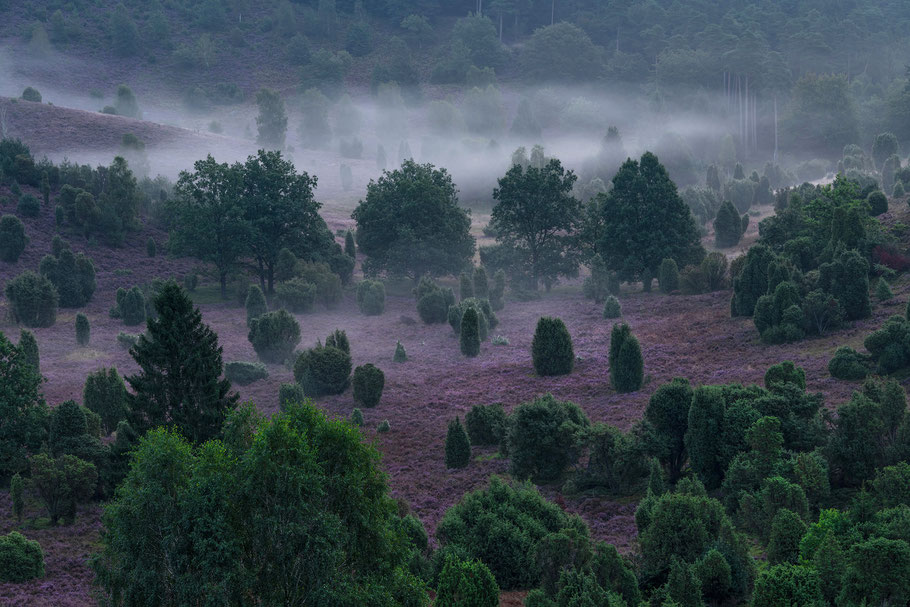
[224, 361, 269, 386]
[393, 340, 407, 363]
[294, 343, 352, 396]
[276, 278, 316, 313]
[39, 249, 96, 307]
[436, 475, 586, 590]
[752, 564, 824, 607]
[17, 194, 40, 218]
[602, 295, 621, 319]
[0, 532, 44, 582]
[445, 416, 471, 469]
[0, 215, 27, 262]
[75, 313, 90, 346]
[297, 262, 343, 308]
[435, 555, 499, 607]
[352, 363, 385, 408]
[377, 419, 390, 433]
[460, 307, 481, 357]
[867, 190, 888, 216]
[828, 346, 871, 380]
[356, 280, 386, 315]
[119, 286, 146, 326]
[531, 317, 574, 376]
[21, 87, 42, 102]
[658, 258, 679, 293]
[612, 332, 643, 393]
[764, 361, 806, 390]
[245, 285, 268, 327]
[83, 367, 128, 434]
[248, 309, 301, 364]
[5, 271, 58, 327]
[508, 394, 590, 483]
[278, 382, 305, 411]
[417, 290, 449, 324]
[465, 403, 507, 446]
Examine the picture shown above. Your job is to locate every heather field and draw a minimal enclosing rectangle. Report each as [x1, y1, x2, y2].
[2, 178, 908, 604]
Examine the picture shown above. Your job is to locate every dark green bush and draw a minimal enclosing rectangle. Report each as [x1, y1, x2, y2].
[752, 564, 824, 607]
[445, 417, 471, 469]
[508, 394, 589, 482]
[714, 200, 747, 247]
[5, 271, 58, 327]
[867, 190, 888, 216]
[75, 313, 90, 346]
[490, 269, 506, 311]
[344, 230, 356, 258]
[19, 329, 39, 372]
[473, 266, 489, 299]
[325, 329, 350, 354]
[448, 297, 496, 338]
[574, 423, 648, 494]
[863, 315, 910, 374]
[248, 309, 301, 364]
[377, 419, 390, 433]
[183, 273, 198, 292]
[146, 237, 156, 257]
[658, 258, 679, 293]
[224, 361, 269, 386]
[83, 367, 128, 434]
[465, 403, 507, 446]
[352, 363, 384, 408]
[116, 332, 139, 350]
[435, 555, 499, 607]
[276, 278, 316, 313]
[531, 317, 574, 376]
[119, 286, 146, 326]
[294, 342, 352, 396]
[39, 248, 96, 308]
[21, 87, 41, 102]
[0, 214, 27, 262]
[278, 382, 305, 411]
[611, 332, 643, 393]
[876, 277, 893, 301]
[436, 475, 586, 590]
[767, 509, 806, 565]
[245, 284, 268, 327]
[17, 194, 40, 218]
[394, 340, 407, 362]
[460, 307, 481, 357]
[350, 408, 364, 426]
[460, 271, 474, 300]
[418, 289, 453, 324]
[602, 296, 621, 319]
[356, 279, 385, 315]
[298, 262, 343, 308]
[0, 532, 44, 582]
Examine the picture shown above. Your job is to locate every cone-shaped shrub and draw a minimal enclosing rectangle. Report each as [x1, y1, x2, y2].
[876, 277, 893, 301]
[436, 555, 499, 607]
[0, 215, 27, 262]
[146, 237, 156, 257]
[612, 331, 643, 393]
[356, 280, 385, 315]
[490, 269, 506, 311]
[350, 407, 364, 426]
[603, 295, 621, 319]
[352, 363, 385, 408]
[465, 403, 507, 446]
[120, 287, 146, 326]
[393, 340, 407, 362]
[460, 271, 474, 300]
[344, 230, 356, 258]
[248, 309, 301, 364]
[894, 181, 906, 197]
[75, 313, 90, 346]
[531, 317, 574, 376]
[460, 307, 481, 357]
[445, 416, 471, 469]
[245, 285, 268, 327]
[714, 200, 746, 247]
[609, 323, 631, 372]
[19, 329, 39, 373]
[658, 258, 679, 293]
[473, 266, 489, 300]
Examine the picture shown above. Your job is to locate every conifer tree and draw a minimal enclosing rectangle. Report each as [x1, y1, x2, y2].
[445, 417, 471, 469]
[10, 473, 23, 521]
[394, 340, 407, 362]
[608, 323, 631, 374]
[245, 285, 268, 327]
[460, 271, 474, 300]
[473, 266, 489, 300]
[460, 307, 481, 357]
[531, 316, 574, 376]
[611, 331, 643, 393]
[126, 282, 238, 443]
[19, 330, 39, 374]
[75, 313, 90, 346]
[344, 230, 356, 258]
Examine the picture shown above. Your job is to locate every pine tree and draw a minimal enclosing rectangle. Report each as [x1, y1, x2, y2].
[445, 417, 471, 469]
[126, 282, 238, 443]
[612, 332, 643, 393]
[19, 330, 39, 374]
[460, 307, 481, 357]
[75, 313, 90, 346]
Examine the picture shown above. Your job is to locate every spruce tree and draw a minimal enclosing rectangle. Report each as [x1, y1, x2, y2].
[75, 313, 90, 346]
[126, 282, 238, 443]
[608, 323, 631, 373]
[612, 332, 643, 393]
[245, 285, 268, 327]
[445, 417, 471, 469]
[531, 316, 574, 376]
[19, 330, 39, 374]
[460, 307, 481, 357]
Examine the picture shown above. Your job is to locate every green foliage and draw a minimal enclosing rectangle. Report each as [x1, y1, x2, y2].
[255, 88, 287, 150]
[294, 341, 352, 397]
[437, 475, 584, 590]
[21, 87, 41, 103]
[298, 262, 344, 307]
[245, 284, 268, 327]
[868, 190, 889, 216]
[752, 564, 823, 607]
[459, 271, 474, 300]
[658, 258, 679, 293]
[436, 555, 499, 607]
[767, 509, 807, 564]
[465, 403, 507, 446]
[876, 276, 893, 301]
[491, 159, 582, 289]
[508, 394, 590, 482]
[92, 404, 429, 605]
[731, 244, 774, 317]
[873, 462, 910, 509]
[247, 309, 301, 364]
[278, 382, 305, 411]
[10, 473, 23, 522]
[864, 315, 910, 374]
[490, 269, 506, 311]
[394, 340, 407, 362]
[600, 296, 621, 319]
[612, 332, 643, 393]
[30, 453, 97, 526]
[460, 307, 481, 357]
[39, 248, 96, 308]
[608, 323, 631, 378]
[5, 271, 58, 327]
[18, 329, 39, 373]
[783, 74, 858, 157]
[17, 194, 39, 217]
[83, 367, 128, 434]
[356, 279, 386, 315]
[352, 363, 385, 408]
[350, 407, 364, 426]
[646, 378, 693, 482]
[118, 286, 146, 326]
[275, 278, 316, 313]
[116, 332, 139, 349]
[764, 361, 806, 391]
[75, 313, 90, 346]
[713, 200, 747, 248]
[325, 329, 350, 354]
[0, 215, 27, 262]
[828, 346, 870, 380]
[445, 417, 471, 469]
[448, 297, 495, 340]
[575, 422, 648, 494]
[126, 282, 238, 443]
[472, 266, 489, 300]
[693, 549, 731, 604]
[0, 532, 44, 582]
[531, 317, 574, 376]
[839, 537, 910, 606]
[353, 161, 474, 280]
[818, 249, 871, 321]
[377, 419, 391, 433]
[223, 361, 268, 386]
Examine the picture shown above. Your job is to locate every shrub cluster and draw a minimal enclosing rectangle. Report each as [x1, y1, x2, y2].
[114, 286, 146, 326]
[356, 279, 385, 315]
[828, 346, 871, 380]
[508, 394, 589, 482]
[0, 532, 44, 582]
[531, 317, 574, 376]
[294, 332, 352, 396]
[224, 361, 269, 385]
[0, 214, 27, 262]
[276, 278, 316, 313]
[39, 247, 96, 308]
[448, 297, 497, 340]
[465, 403, 507, 446]
[5, 271, 58, 327]
[415, 276, 455, 324]
[248, 309, 301, 364]
[352, 363, 384, 408]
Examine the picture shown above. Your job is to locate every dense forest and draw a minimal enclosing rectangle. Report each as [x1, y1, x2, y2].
[1, 0, 910, 606]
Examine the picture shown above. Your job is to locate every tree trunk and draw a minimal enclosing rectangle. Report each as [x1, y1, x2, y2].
[220, 271, 228, 300]
[257, 258, 266, 294]
[267, 264, 275, 295]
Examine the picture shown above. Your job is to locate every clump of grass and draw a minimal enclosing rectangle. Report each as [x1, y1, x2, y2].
[491, 335, 509, 345]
